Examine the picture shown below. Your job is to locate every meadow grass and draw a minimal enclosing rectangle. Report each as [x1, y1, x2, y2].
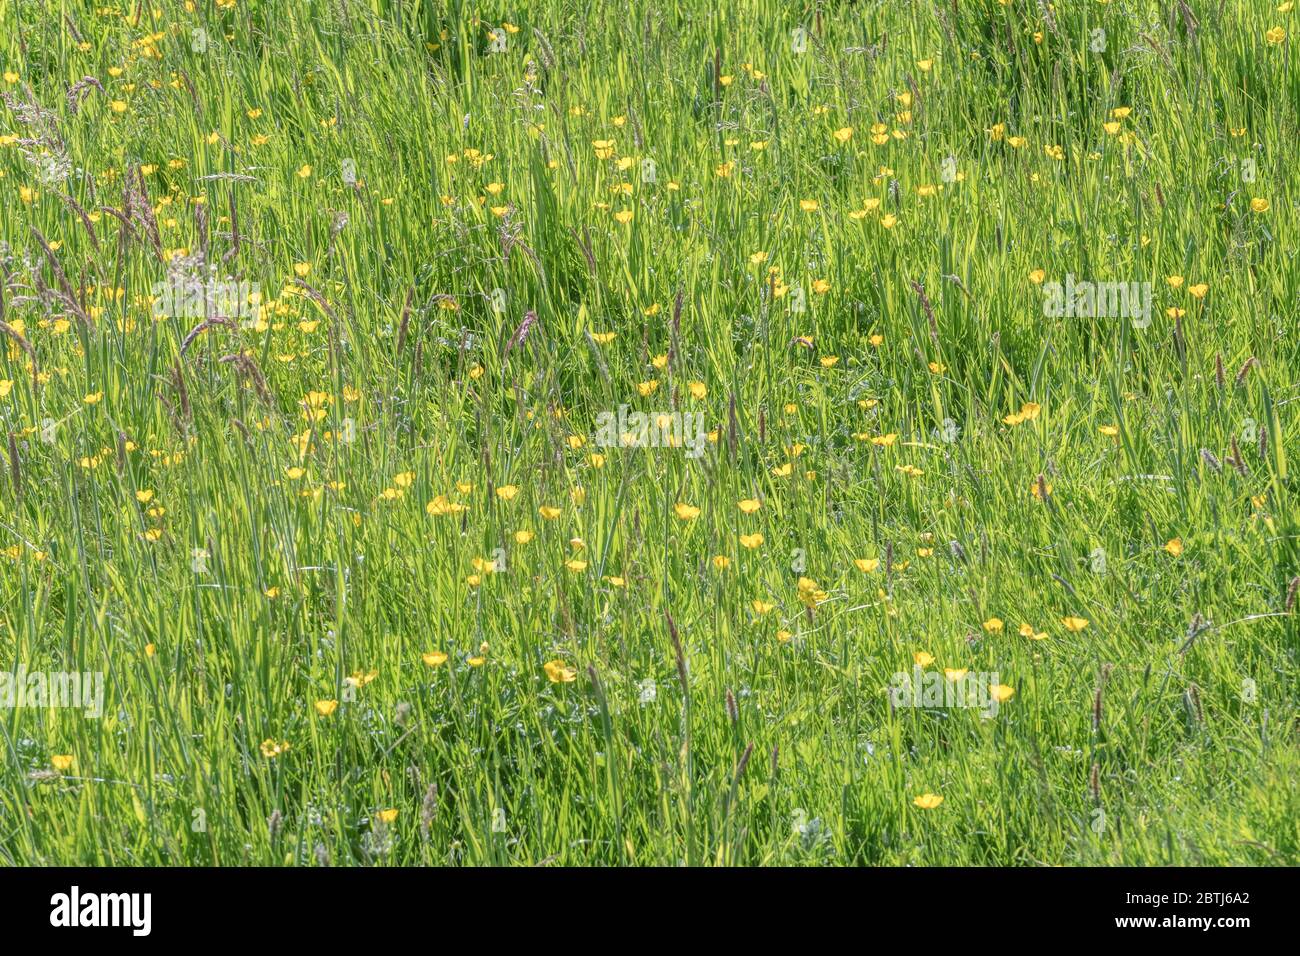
[0, 0, 1297, 865]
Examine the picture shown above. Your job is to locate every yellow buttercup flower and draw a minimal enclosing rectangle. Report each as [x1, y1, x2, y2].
[797, 577, 828, 607]
[544, 659, 577, 683]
